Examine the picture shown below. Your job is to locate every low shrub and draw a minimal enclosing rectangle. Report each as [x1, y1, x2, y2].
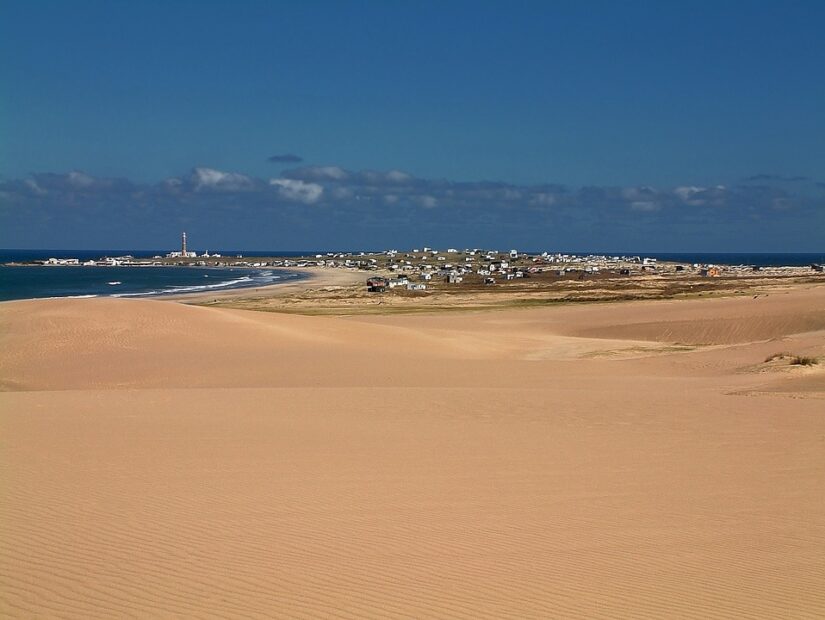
[763, 352, 818, 365]
[790, 355, 818, 366]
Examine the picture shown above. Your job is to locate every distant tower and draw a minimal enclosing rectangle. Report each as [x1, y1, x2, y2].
[182, 231, 187, 255]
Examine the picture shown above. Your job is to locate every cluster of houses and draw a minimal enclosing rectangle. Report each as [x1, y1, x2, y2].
[27, 248, 825, 287]
[362, 250, 539, 292]
[354, 250, 825, 293]
[41, 256, 139, 267]
[356, 249, 674, 292]
[366, 276, 426, 292]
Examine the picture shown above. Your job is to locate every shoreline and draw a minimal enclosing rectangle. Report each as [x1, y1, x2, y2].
[3, 249, 823, 309]
[4, 267, 822, 316]
[0, 266, 365, 305]
[163, 266, 366, 303]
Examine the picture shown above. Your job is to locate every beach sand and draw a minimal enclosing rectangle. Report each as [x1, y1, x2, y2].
[164, 265, 367, 303]
[2, 285, 824, 617]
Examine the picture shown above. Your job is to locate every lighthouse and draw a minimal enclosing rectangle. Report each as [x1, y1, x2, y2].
[166, 232, 195, 258]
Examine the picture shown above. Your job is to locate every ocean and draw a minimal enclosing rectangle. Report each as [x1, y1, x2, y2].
[1, 249, 823, 302]
[0, 250, 310, 302]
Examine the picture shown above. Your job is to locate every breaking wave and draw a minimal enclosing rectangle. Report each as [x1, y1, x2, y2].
[111, 270, 299, 298]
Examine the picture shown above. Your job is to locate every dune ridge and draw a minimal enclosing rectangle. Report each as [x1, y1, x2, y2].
[2, 286, 824, 617]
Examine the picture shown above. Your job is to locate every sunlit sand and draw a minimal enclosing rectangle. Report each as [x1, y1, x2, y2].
[2, 286, 824, 617]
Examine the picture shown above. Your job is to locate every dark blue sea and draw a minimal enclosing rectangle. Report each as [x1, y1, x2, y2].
[0, 250, 315, 302]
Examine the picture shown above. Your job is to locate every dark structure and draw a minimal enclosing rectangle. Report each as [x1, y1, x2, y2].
[366, 277, 388, 292]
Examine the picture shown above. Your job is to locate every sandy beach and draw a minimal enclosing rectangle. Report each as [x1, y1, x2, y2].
[1, 284, 824, 617]
[164, 266, 367, 303]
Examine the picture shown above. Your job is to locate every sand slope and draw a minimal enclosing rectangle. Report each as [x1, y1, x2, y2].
[2, 287, 824, 618]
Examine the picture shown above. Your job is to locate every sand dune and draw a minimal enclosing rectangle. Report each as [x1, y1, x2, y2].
[1, 286, 824, 617]
[345, 285, 825, 346]
[566, 294, 825, 345]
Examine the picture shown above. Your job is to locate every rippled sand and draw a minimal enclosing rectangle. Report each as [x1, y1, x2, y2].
[2, 286, 824, 617]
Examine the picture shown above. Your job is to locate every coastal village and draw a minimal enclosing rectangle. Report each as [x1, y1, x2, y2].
[8, 232, 823, 312]
[17, 231, 822, 280]
[18, 245, 825, 292]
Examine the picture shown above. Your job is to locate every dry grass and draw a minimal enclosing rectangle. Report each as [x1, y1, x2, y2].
[764, 352, 819, 366]
[791, 355, 819, 366]
[192, 270, 825, 317]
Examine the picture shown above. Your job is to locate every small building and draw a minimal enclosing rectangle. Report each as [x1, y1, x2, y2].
[366, 277, 388, 292]
[388, 277, 409, 289]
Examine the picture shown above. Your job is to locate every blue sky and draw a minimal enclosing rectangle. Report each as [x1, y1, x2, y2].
[1, 1, 824, 251]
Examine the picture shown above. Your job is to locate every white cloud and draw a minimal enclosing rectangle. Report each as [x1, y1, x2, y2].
[67, 171, 96, 188]
[7, 165, 810, 235]
[417, 195, 438, 208]
[24, 179, 47, 195]
[284, 166, 349, 182]
[357, 169, 413, 185]
[385, 169, 412, 183]
[313, 166, 349, 180]
[270, 178, 324, 204]
[621, 186, 656, 201]
[530, 192, 556, 206]
[191, 167, 255, 191]
[673, 185, 708, 206]
[502, 188, 522, 201]
[162, 177, 183, 189]
[673, 185, 704, 201]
